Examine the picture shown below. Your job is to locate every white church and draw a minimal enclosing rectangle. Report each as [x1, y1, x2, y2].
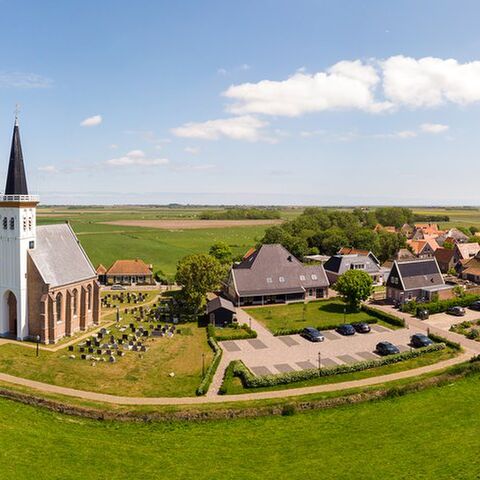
[0, 118, 100, 343]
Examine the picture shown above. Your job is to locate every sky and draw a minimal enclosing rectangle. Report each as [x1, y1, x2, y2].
[1, 0, 480, 206]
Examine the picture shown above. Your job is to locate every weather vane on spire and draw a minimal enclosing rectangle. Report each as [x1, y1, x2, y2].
[14, 104, 20, 125]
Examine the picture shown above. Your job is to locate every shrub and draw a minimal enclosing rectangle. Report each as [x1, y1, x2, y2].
[209, 323, 257, 341]
[232, 344, 446, 389]
[361, 304, 406, 328]
[427, 333, 462, 351]
[196, 328, 223, 396]
[467, 328, 480, 340]
[281, 404, 296, 416]
[405, 294, 480, 316]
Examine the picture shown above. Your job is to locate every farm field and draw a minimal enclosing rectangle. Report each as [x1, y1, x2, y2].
[1, 372, 480, 479]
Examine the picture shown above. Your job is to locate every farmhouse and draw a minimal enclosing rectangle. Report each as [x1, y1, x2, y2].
[225, 244, 329, 306]
[323, 251, 384, 285]
[99, 259, 154, 286]
[386, 258, 452, 304]
[0, 119, 100, 343]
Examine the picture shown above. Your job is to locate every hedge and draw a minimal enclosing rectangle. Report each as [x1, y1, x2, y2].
[208, 323, 257, 341]
[428, 332, 462, 351]
[196, 328, 223, 396]
[232, 343, 446, 388]
[273, 318, 380, 337]
[402, 294, 480, 316]
[360, 304, 406, 328]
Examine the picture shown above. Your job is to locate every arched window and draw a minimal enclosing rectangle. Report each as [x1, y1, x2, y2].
[87, 285, 92, 311]
[2, 217, 6, 230]
[73, 290, 78, 316]
[9, 218, 14, 230]
[55, 293, 63, 323]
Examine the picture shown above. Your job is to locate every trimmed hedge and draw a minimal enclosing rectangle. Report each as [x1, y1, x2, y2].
[212, 323, 258, 341]
[232, 343, 446, 388]
[273, 318, 379, 337]
[402, 294, 480, 316]
[428, 332, 462, 351]
[360, 304, 406, 328]
[196, 328, 223, 396]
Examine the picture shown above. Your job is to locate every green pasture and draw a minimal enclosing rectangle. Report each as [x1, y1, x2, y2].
[1, 371, 480, 479]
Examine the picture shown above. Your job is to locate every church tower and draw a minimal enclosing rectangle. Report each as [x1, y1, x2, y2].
[0, 117, 38, 339]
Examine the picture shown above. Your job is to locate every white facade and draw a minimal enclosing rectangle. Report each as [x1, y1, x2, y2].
[0, 195, 38, 339]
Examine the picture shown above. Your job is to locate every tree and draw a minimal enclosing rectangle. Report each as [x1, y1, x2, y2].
[470, 226, 479, 236]
[175, 254, 224, 313]
[334, 270, 373, 311]
[209, 242, 233, 264]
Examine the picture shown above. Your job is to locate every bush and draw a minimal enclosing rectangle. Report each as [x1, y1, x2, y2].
[361, 304, 406, 328]
[281, 404, 296, 416]
[196, 327, 223, 396]
[208, 323, 258, 341]
[232, 344, 446, 388]
[404, 294, 480, 316]
[467, 329, 480, 340]
[427, 333, 462, 351]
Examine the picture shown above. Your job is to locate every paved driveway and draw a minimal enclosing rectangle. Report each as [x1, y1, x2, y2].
[423, 308, 480, 331]
[219, 309, 417, 376]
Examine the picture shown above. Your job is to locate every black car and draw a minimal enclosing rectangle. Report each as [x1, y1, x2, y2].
[447, 306, 466, 317]
[376, 341, 400, 356]
[410, 333, 434, 348]
[352, 322, 371, 333]
[336, 324, 356, 336]
[470, 301, 480, 311]
[301, 327, 325, 343]
[417, 308, 430, 320]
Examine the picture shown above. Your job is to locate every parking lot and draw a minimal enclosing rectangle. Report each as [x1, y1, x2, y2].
[221, 309, 418, 376]
[423, 308, 480, 331]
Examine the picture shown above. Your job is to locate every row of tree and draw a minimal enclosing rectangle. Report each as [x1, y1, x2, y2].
[261, 207, 407, 261]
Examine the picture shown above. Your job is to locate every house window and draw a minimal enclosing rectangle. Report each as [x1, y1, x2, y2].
[279, 276, 285, 283]
[311, 274, 318, 280]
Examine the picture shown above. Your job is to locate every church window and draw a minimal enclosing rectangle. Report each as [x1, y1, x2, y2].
[28, 217, 32, 230]
[29, 241, 35, 249]
[87, 285, 92, 311]
[23, 217, 27, 231]
[73, 290, 78, 316]
[2, 217, 6, 230]
[9, 218, 14, 230]
[56, 293, 63, 323]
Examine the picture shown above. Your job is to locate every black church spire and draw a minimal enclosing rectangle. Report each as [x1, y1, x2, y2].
[5, 117, 28, 195]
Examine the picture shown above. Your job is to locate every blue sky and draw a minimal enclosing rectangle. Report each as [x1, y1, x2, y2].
[1, 0, 480, 205]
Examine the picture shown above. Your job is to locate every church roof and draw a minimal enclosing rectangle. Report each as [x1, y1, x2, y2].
[5, 121, 29, 195]
[29, 223, 97, 288]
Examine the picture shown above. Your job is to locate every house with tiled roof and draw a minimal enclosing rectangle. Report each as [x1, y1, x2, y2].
[225, 244, 329, 306]
[407, 239, 436, 258]
[324, 252, 384, 286]
[386, 258, 453, 304]
[453, 242, 480, 265]
[434, 247, 456, 273]
[102, 259, 154, 286]
[459, 255, 480, 283]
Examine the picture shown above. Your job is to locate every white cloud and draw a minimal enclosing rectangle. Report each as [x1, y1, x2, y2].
[80, 115, 102, 127]
[217, 68, 227, 76]
[106, 149, 169, 167]
[223, 60, 392, 116]
[184, 146, 200, 155]
[420, 123, 449, 134]
[38, 165, 59, 173]
[109, 144, 119, 149]
[172, 115, 270, 142]
[382, 56, 480, 107]
[0, 72, 52, 88]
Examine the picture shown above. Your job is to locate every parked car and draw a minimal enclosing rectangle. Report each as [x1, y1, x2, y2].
[111, 284, 126, 291]
[336, 324, 356, 336]
[417, 308, 429, 320]
[376, 341, 400, 356]
[470, 301, 480, 311]
[410, 333, 433, 348]
[301, 327, 325, 343]
[447, 306, 466, 317]
[352, 322, 371, 333]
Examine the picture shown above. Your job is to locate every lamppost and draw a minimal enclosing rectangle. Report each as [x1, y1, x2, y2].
[249, 317, 252, 329]
[318, 351, 321, 371]
[35, 335, 40, 357]
[116, 306, 120, 323]
[202, 353, 206, 377]
[343, 306, 346, 324]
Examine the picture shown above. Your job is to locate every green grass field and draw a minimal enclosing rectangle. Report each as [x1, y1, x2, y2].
[1, 371, 480, 479]
[248, 299, 384, 333]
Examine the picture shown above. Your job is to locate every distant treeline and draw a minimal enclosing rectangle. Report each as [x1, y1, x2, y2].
[200, 208, 282, 220]
[412, 214, 450, 222]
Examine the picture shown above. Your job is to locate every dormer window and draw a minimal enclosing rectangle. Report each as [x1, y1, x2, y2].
[266, 277, 273, 283]
[279, 276, 285, 283]
[311, 274, 318, 280]
[300, 275, 306, 281]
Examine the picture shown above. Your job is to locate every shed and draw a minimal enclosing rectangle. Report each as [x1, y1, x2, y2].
[206, 296, 236, 327]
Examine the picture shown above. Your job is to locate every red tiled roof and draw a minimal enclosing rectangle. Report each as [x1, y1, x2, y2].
[106, 259, 152, 276]
[96, 264, 107, 274]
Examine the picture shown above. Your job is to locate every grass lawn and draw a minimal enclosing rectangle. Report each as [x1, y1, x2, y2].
[1, 370, 480, 479]
[248, 299, 392, 333]
[213, 326, 256, 341]
[0, 323, 212, 397]
[220, 346, 457, 395]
